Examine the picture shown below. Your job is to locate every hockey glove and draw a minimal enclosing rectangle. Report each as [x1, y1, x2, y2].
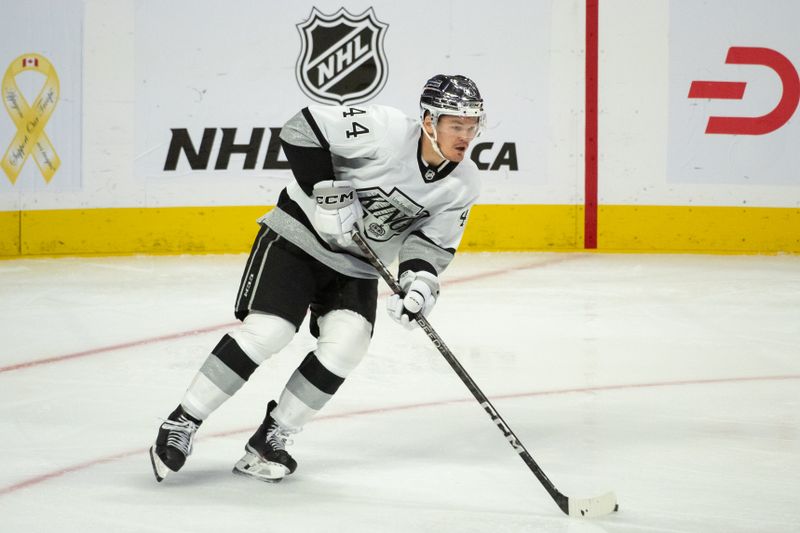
[386, 270, 439, 330]
[313, 180, 363, 246]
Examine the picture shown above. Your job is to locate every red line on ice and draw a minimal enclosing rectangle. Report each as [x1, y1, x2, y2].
[1, 373, 797, 497]
[0, 254, 583, 374]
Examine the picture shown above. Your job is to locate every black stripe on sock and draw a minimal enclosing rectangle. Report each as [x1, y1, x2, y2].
[211, 334, 258, 381]
[298, 351, 344, 395]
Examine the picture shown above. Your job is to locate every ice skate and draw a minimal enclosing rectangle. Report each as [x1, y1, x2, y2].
[149, 406, 202, 482]
[233, 400, 297, 482]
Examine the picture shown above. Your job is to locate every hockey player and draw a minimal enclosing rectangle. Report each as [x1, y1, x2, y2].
[150, 74, 486, 483]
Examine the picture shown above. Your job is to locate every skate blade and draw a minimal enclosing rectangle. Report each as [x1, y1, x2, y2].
[232, 451, 289, 483]
[149, 446, 170, 482]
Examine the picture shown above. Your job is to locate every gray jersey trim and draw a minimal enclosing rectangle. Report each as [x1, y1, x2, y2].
[279, 110, 321, 148]
[399, 232, 455, 275]
[259, 208, 378, 280]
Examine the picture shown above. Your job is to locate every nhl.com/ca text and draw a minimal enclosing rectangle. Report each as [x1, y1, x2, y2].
[161, 126, 518, 173]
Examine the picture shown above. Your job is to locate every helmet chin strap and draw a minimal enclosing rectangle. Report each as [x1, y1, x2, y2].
[422, 116, 449, 163]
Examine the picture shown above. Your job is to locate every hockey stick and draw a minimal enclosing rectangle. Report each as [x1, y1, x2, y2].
[351, 231, 618, 518]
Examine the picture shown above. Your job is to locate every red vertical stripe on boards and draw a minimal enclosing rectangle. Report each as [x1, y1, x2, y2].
[584, 0, 599, 249]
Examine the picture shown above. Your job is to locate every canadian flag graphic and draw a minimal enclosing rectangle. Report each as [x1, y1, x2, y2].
[22, 57, 39, 67]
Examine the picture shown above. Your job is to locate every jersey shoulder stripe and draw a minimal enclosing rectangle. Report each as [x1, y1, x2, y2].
[300, 107, 330, 150]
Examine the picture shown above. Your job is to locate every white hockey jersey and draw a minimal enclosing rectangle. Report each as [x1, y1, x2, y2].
[260, 104, 481, 279]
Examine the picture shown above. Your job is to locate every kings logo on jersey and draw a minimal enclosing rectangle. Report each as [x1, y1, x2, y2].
[359, 187, 429, 242]
[295, 7, 389, 106]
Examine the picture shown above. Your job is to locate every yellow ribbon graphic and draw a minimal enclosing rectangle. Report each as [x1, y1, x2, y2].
[2, 53, 60, 184]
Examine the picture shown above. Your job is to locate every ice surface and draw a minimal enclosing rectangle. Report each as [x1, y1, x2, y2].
[1, 252, 798, 532]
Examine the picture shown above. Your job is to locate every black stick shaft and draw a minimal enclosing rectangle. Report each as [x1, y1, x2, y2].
[351, 232, 570, 514]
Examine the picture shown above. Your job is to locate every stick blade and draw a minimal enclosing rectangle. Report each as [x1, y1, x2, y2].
[567, 491, 618, 518]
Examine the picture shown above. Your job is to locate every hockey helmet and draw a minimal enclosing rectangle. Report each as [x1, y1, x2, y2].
[419, 74, 485, 134]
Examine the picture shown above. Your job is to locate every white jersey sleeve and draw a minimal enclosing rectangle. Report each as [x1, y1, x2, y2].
[398, 165, 481, 276]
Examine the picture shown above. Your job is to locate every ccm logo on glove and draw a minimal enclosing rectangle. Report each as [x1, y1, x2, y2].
[316, 190, 355, 206]
[312, 180, 363, 247]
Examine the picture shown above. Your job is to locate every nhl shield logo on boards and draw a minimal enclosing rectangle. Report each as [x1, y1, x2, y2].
[296, 7, 388, 105]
